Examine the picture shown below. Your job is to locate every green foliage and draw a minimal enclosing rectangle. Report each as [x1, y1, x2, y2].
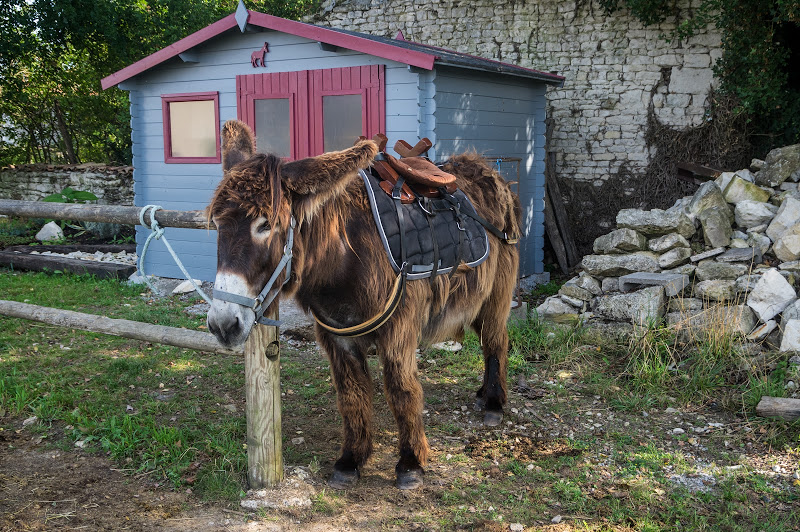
[42, 187, 98, 204]
[600, 0, 800, 152]
[0, 0, 319, 166]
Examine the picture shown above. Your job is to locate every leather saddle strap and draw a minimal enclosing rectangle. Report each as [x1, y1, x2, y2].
[422, 197, 441, 285]
[439, 190, 520, 245]
[392, 176, 408, 271]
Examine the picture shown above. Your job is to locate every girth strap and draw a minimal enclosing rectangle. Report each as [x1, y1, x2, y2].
[312, 267, 407, 337]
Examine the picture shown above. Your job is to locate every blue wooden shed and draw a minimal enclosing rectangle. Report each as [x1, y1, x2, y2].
[102, 2, 563, 281]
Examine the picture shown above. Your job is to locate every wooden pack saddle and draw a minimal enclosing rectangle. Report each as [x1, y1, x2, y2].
[362, 134, 457, 203]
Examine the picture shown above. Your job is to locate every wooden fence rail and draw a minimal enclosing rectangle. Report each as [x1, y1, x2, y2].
[0, 199, 214, 229]
[0, 199, 283, 489]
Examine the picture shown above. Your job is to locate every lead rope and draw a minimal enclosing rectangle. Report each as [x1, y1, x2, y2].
[137, 205, 213, 305]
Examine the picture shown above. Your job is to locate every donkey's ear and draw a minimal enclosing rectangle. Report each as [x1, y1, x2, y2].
[282, 140, 378, 194]
[221, 120, 255, 172]
[281, 140, 378, 219]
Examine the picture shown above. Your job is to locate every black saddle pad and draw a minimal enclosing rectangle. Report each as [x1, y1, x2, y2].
[359, 168, 489, 280]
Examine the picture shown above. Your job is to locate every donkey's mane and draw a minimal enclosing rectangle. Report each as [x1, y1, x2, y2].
[208, 153, 285, 224]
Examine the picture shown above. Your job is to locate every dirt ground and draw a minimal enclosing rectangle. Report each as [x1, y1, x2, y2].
[2, 310, 799, 531]
[3, 358, 799, 531]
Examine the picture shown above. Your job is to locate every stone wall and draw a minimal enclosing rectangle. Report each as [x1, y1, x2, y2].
[0, 164, 134, 205]
[310, 0, 722, 185]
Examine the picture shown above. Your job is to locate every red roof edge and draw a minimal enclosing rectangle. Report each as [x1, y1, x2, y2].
[101, 11, 436, 90]
[246, 12, 435, 70]
[101, 14, 239, 90]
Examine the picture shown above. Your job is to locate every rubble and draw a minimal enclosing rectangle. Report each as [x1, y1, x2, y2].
[536, 143, 800, 344]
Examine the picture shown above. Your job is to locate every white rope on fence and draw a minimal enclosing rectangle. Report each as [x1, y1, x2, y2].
[138, 205, 213, 305]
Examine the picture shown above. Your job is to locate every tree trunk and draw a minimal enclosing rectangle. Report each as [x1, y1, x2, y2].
[53, 99, 79, 164]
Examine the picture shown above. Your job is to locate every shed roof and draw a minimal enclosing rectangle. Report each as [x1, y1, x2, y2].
[101, 6, 564, 90]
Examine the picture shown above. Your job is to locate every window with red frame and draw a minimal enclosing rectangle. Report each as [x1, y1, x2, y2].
[162, 92, 221, 164]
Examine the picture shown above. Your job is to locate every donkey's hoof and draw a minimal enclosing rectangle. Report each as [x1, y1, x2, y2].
[483, 410, 503, 427]
[328, 468, 359, 489]
[396, 468, 424, 490]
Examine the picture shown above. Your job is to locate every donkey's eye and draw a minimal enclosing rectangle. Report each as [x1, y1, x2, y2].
[257, 222, 271, 234]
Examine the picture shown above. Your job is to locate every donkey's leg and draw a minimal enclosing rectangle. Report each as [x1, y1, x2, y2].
[319, 335, 374, 489]
[473, 262, 515, 427]
[378, 327, 429, 490]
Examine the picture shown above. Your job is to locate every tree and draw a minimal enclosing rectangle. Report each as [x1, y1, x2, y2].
[0, 0, 318, 165]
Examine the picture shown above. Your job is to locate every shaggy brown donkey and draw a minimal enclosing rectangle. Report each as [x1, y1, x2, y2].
[207, 120, 520, 490]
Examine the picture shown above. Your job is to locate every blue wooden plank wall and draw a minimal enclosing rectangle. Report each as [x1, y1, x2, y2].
[432, 67, 546, 277]
[121, 29, 420, 281]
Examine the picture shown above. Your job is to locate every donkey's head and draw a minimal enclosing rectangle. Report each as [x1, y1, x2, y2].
[206, 120, 377, 346]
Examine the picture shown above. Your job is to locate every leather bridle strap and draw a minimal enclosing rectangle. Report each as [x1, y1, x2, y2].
[212, 216, 296, 327]
[312, 266, 407, 337]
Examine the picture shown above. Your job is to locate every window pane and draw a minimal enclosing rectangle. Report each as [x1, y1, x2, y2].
[169, 100, 216, 158]
[255, 98, 291, 158]
[323, 94, 362, 152]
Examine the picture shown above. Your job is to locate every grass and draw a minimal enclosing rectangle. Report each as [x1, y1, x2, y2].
[1, 269, 799, 529]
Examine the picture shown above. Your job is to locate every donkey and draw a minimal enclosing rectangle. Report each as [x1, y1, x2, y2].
[207, 120, 520, 490]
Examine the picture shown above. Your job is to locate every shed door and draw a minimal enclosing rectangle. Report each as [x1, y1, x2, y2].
[238, 65, 384, 160]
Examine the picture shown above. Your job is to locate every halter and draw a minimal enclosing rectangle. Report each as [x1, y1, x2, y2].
[212, 216, 296, 327]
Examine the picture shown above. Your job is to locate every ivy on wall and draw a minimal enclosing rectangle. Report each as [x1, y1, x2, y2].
[600, 0, 800, 154]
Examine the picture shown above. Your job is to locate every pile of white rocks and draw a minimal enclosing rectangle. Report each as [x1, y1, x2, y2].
[28, 249, 137, 266]
[537, 144, 800, 352]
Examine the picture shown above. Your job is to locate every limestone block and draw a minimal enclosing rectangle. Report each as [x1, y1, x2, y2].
[658, 247, 692, 269]
[735, 169, 756, 183]
[723, 175, 771, 204]
[773, 225, 800, 262]
[616, 208, 695, 238]
[648, 233, 690, 253]
[735, 274, 761, 295]
[747, 320, 778, 341]
[667, 305, 756, 338]
[698, 206, 733, 248]
[560, 294, 586, 309]
[715, 247, 762, 265]
[780, 320, 800, 352]
[715, 171, 737, 192]
[593, 228, 647, 254]
[755, 144, 800, 188]
[618, 272, 690, 297]
[730, 238, 748, 249]
[664, 264, 696, 277]
[694, 279, 737, 302]
[747, 232, 772, 256]
[781, 261, 800, 274]
[668, 297, 704, 312]
[668, 66, 713, 95]
[783, 300, 800, 322]
[601, 277, 619, 293]
[559, 283, 593, 302]
[581, 254, 660, 277]
[734, 200, 778, 229]
[35, 221, 64, 242]
[591, 286, 665, 324]
[690, 247, 726, 262]
[536, 297, 579, 319]
[575, 272, 602, 296]
[746, 268, 798, 322]
[688, 181, 732, 221]
[751, 159, 766, 172]
[766, 197, 800, 241]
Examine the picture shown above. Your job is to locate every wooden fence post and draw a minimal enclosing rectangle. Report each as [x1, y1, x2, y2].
[244, 313, 283, 488]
